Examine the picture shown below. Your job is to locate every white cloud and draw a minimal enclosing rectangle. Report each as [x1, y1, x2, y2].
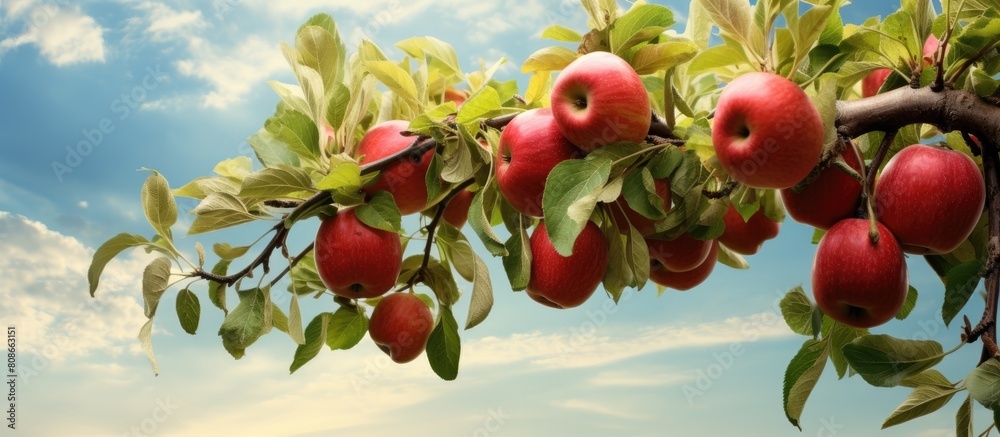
[462, 312, 794, 370]
[3, 0, 38, 19]
[0, 4, 106, 66]
[175, 35, 287, 108]
[588, 370, 695, 387]
[0, 211, 149, 362]
[78, 201, 88, 208]
[133, 2, 207, 42]
[552, 399, 647, 420]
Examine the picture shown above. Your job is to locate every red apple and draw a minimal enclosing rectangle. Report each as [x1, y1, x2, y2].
[862, 69, 892, 98]
[780, 142, 864, 230]
[550, 51, 651, 152]
[495, 108, 582, 216]
[444, 87, 469, 106]
[442, 189, 475, 229]
[368, 292, 434, 364]
[611, 178, 671, 236]
[812, 219, 908, 328]
[527, 221, 608, 309]
[646, 233, 714, 273]
[357, 120, 434, 215]
[874, 144, 985, 254]
[718, 205, 780, 255]
[314, 208, 402, 299]
[712, 72, 824, 189]
[923, 34, 940, 66]
[649, 240, 719, 291]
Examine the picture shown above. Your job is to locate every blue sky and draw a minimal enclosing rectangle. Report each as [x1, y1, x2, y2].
[0, 0, 993, 436]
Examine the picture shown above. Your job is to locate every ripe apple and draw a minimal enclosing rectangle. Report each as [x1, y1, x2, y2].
[611, 177, 671, 236]
[861, 69, 892, 98]
[780, 143, 864, 230]
[357, 120, 434, 215]
[314, 208, 403, 299]
[812, 219, 908, 328]
[444, 87, 469, 106]
[527, 221, 608, 309]
[550, 51, 651, 152]
[649, 240, 719, 291]
[718, 205, 780, 255]
[368, 292, 434, 364]
[874, 144, 985, 254]
[442, 189, 475, 229]
[495, 108, 582, 216]
[712, 72, 824, 189]
[646, 233, 714, 273]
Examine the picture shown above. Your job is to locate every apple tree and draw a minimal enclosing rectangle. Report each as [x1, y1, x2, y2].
[87, 0, 1000, 432]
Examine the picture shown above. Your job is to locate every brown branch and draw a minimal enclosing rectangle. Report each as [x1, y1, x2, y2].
[977, 136, 1000, 363]
[268, 242, 315, 288]
[482, 114, 517, 131]
[702, 181, 739, 199]
[412, 179, 476, 284]
[836, 86, 1000, 143]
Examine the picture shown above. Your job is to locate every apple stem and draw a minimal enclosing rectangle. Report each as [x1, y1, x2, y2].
[831, 157, 863, 183]
[648, 111, 678, 140]
[790, 136, 854, 194]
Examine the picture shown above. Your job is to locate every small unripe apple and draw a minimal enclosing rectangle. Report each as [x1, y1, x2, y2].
[646, 233, 714, 273]
[551, 51, 651, 152]
[718, 205, 780, 255]
[649, 240, 719, 291]
[495, 108, 581, 216]
[712, 72, 824, 189]
[874, 144, 985, 254]
[527, 221, 608, 309]
[780, 143, 864, 230]
[812, 219, 908, 329]
[442, 189, 475, 229]
[611, 178, 671, 236]
[357, 120, 434, 215]
[368, 292, 434, 364]
[314, 208, 403, 299]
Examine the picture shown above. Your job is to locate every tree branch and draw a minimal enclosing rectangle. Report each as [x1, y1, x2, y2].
[412, 179, 476, 284]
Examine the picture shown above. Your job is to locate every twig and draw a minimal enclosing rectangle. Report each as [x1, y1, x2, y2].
[412, 179, 476, 284]
[702, 181, 739, 199]
[268, 242, 315, 288]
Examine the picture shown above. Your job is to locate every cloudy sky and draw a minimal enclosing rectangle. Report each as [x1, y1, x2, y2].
[0, 0, 992, 436]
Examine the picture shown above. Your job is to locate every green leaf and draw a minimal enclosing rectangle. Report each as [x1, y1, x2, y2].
[213, 243, 250, 261]
[396, 36, 462, 78]
[363, 59, 421, 112]
[270, 303, 289, 334]
[967, 359, 1000, 410]
[469, 181, 508, 256]
[355, 191, 402, 233]
[622, 168, 668, 220]
[631, 40, 699, 75]
[326, 305, 369, 350]
[175, 288, 200, 335]
[625, 224, 650, 293]
[825, 319, 867, 379]
[943, 260, 983, 327]
[698, 0, 759, 55]
[521, 46, 578, 73]
[247, 128, 301, 168]
[502, 219, 532, 292]
[896, 286, 919, 320]
[882, 384, 960, 428]
[265, 105, 321, 163]
[188, 192, 264, 235]
[218, 287, 269, 359]
[609, 4, 675, 55]
[138, 319, 159, 376]
[424, 259, 461, 307]
[88, 233, 150, 297]
[296, 23, 346, 92]
[427, 306, 461, 381]
[464, 249, 494, 330]
[207, 259, 231, 315]
[842, 335, 946, 387]
[780, 286, 814, 336]
[290, 312, 331, 373]
[716, 244, 749, 269]
[541, 24, 582, 42]
[317, 160, 362, 192]
[542, 158, 613, 256]
[456, 86, 504, 126]
[956, 395, 973, 437]
[141, 170, 178, 242]
[783, 338, 829, 430]
[581, 0, 617, 29]
[239, 165, 314, 200]
[142, 257, 172, 318]
[900, 369, 954, 389]
[287, 293, 305, 345]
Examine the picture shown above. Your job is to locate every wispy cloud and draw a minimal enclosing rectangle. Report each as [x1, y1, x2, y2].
[0, 4, 106, 66]
[552, 399, 647, 420]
